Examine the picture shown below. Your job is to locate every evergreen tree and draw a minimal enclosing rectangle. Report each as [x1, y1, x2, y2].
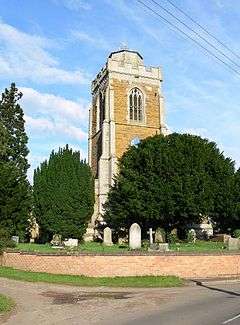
[0, 84, 31, 237]
[33, 145, 94, 241]
[0, 84, 29, 174]
[104, 133, 235, 233]
[232, 168, 240, 229]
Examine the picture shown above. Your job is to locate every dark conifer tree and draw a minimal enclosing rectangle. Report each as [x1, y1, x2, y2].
[104, 133, 235, 233]
[0, 84, 31, 237]
[33, 145, 94, 241]
[232, 169, 240, 229]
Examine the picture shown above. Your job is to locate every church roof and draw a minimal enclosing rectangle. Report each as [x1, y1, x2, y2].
[108, 49, 143, 60]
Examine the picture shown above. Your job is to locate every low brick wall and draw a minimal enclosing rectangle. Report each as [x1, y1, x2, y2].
[1, 251, 240, 279]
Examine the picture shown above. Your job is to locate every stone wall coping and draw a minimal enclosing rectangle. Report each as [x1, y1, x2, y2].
[5, 249, 240, 257]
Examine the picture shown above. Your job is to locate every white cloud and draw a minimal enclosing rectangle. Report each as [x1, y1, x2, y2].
[53, 0, 91, 11]
[25, 115, 87, 141]
[21, 87, 89, 142]
[179, 128, 210, 138]
[20, 87, 89, 123]
[0, 21, 89, 85]
[71, 30, 110, 50]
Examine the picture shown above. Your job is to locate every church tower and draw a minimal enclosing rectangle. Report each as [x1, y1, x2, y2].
[86, 49, 167, 240]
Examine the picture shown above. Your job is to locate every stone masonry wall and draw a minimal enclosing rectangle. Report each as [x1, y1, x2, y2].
[113, 79, 161, 158]
[2, 252, 240, 279]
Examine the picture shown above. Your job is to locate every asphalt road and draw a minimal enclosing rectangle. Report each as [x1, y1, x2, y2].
[125, 282, 240, 325]
[0, 278, 240, 325]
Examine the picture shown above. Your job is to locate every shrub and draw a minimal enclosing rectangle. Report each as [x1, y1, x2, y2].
[233, 229, 240, 239]
[0, 228, 16, 253]
[141, 239, 149, 249]
[167, 232, 178, 244]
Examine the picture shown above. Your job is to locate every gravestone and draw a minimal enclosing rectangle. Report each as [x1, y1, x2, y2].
[64, 238, 78, 247]
[155, 228, 165, 243]
[51, 234, 62, 246]
[213, 234, 231, 243]
[228, 237, 240, 251]
[188, 229, 197, 243]
[118, 237, 128, 246]
[129, 223, 141, 249]
[192, 216, 213, 240]
[158, 243, 169, 252]
[147, 228, 155, 245]
[148, 243, 169, 252]
[11, 236, 19, 244]
[103, 227, 113, 246]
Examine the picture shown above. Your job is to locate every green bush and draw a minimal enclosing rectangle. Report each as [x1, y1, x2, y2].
[141, 239, 149, 249]
[167, 233, 178, 244]
[0, 229, 16, 253]
[233, 229, 240, 239]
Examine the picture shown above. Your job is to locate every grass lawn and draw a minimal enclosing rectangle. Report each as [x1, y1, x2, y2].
[170, 240, 226, 252]
[0, 294, 14, 315]
[16, 242, 129, 253]
[14, 240, 226, 254]
[0, 266, 183, 288]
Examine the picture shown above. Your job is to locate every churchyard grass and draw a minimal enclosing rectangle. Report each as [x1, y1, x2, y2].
[0, 294, 14, 315]
[16, 242, 129, 253]
[0, 266, 183, 287]
[17, 243, 60, 253]
[14, 240, 226, 254]
[170, 240, 225, 252]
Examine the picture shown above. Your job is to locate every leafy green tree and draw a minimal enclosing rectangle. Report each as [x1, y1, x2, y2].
[33, 145, 94, 241]
[0, 84, 31, 237]
[104, 133, 235, 233]
[232, 168, 240, 230]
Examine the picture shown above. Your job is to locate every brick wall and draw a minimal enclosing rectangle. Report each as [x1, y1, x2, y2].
[1, 252, 240, 279]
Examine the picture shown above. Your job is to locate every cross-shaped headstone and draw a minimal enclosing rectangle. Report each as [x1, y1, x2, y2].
[147, 228, 155, 245]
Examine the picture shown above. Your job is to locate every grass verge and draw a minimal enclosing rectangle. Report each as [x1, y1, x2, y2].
[0, 266, 184, 288]
[0, 294, 14, 315]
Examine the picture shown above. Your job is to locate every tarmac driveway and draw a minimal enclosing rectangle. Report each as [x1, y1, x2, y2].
[0, 278, 183, 325]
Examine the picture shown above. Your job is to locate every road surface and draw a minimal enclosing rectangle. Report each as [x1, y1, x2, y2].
[0, 278, 240, 324]
[125, 281, 240, 325]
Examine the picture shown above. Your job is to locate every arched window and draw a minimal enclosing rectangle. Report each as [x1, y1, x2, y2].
[99, 91, 105, 128]
[129, 88, 144, 122]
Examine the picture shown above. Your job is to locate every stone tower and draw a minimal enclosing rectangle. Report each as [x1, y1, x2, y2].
[86, 49, 167, 240]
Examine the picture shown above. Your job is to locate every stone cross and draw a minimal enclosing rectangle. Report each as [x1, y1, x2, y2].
[147, 228, 155, 245]
[103, 227, 113, 246]
[129, 223, 141, 249]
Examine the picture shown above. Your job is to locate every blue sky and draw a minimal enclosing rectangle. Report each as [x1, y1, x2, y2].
[0, 0, 239, 181]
